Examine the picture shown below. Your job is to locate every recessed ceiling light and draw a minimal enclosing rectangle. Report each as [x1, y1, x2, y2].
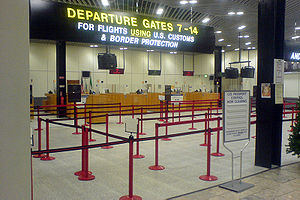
[218, 39, 224, 42]
[215, 31, 222, 34]
[189, 0, 197, 4]
[202, 18, 210, 23]
[221, 50, 225, 53]
[237, 11, 244, 15]
[120, 47, 128, 50]
[90, 45, 98, 48]
[170, 52, 178, 54]
[228, 12, 235, 15]
[245, 42, 251, 45]
[180, 0, 188, 4]
[292, 36, 300, 39]
[244, 35, 249, 38]
[248, 47, 251, 49]
[238, 35, 243, 38]
[147, 50, 154, 52]
[227, 44, 231, 47]
[101, 0, 109, 7]
[238, 25, 246, 30]
[296, 27, 300, 30]
[234, 48, 239, 51]
[156, 8, 164, 15]
[252, 47, 256, 49]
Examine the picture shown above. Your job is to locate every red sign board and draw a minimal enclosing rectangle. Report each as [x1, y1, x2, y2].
[109, 69, 125, 74]
[183, 71, 194, 76]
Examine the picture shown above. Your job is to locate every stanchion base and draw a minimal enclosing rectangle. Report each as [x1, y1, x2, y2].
[72, 132, 82, 135]
[189, 128, 197, 130]
[119, 195, 142, 200]
[199, 175, 218, 181]
[78, 174, 95, 181]
[40, 156, 56, 161]
[200, 143, 208, 146]
[211, 152, 225, 157]
[149, 165, 165, 170]
[139, 132, 147, 135]
[161, 138, 172, 141]
[33, 154, 46, 158]
[117, 122, 124, 124]
[74, 170, 92, 176]
[251, 136, 256, 139]
[89, 139, 97, 142]
[101, 146, 114, 149]
[133, 154, 145, 159]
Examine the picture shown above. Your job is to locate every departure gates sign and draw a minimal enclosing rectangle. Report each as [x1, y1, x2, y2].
[30, 0, 215, 53]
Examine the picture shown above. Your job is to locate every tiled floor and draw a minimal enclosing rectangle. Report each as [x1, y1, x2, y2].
[31, 110, 299, 200]
[169, 162, 300, 200]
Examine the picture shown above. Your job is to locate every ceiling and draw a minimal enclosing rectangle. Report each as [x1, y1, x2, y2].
[51, 0, 300, 51]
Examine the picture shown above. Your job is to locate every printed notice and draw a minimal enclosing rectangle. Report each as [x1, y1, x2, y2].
[223, 91, 250, 142]
[275, 84, 283, 104]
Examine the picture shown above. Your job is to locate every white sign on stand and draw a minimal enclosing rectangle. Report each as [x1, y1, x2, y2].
[220, 90, 253, 193]
[223, 91, 250, 142]
[125, 118, 138, 134]
[171, 95, 183, 105]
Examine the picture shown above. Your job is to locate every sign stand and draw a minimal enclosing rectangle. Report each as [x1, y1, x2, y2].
[219, 91, 254, 193]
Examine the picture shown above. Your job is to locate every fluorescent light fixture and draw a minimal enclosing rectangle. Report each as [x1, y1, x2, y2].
[189, 0, 197, 4]
[292, 36, 300, 39]
[221, 50, 225, 53]
[215, 31, 222, 34]
[101, 0, 109, 7]
[120, 47, 128, 50]
[218, 39, 224, 42]
[180, 0, 188, 4]
[202, 18, 210, 23]
[252, 47, 256, 49]
[170, 52, 177, 54]
[248, 47, 251, 49]
[296, 27, 300, 30]
[238, 35, 243, 38]
[147, 50, 154, 52]
[244, 35, 249, 38]
[156, 8, 164, 15]
[227, 44, 231, 47]
[234, 48, 239, 51]
[237, 11, 244, 15]
[228, 12, 235, 15]
[238, 25, 246, 30]
[245, 42, 251, 45]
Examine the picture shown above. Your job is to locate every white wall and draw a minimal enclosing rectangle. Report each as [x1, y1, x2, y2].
[30, 42, 215, 96]
[222, 49, 257, 95]
[0, 1, 31, 199]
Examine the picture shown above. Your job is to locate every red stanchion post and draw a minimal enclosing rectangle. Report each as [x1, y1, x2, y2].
[84, 104, 87, 126]
[200, 112, 208, 146]
[283, 100, 286, 118]
[75, 126, 95, 181]
[149, 124, 165, 170]
[199, 128, 218, 181]
[179, 102, 181, 122]
[34, 106, 43, 131]
[120, 135, 142, 200]
[172, 103, 175, 123]
[159, 101, 164, 122]
[289, 107, 294, 132]
[41, 119, 55, 161]
[88, 111, 96, 142]
[133, 119, 145, 159]
[102, 114, 113, 149]
[33, 117, 46, 158]
[211, 117, 224, 157]
[72, 106, 81, 135]
[139, 107, 146, 135]
[132, 105, 135, 119]
[189, 102, 196, 130]
[162, 103, 171, 141]
[117, 103, 124, 124]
